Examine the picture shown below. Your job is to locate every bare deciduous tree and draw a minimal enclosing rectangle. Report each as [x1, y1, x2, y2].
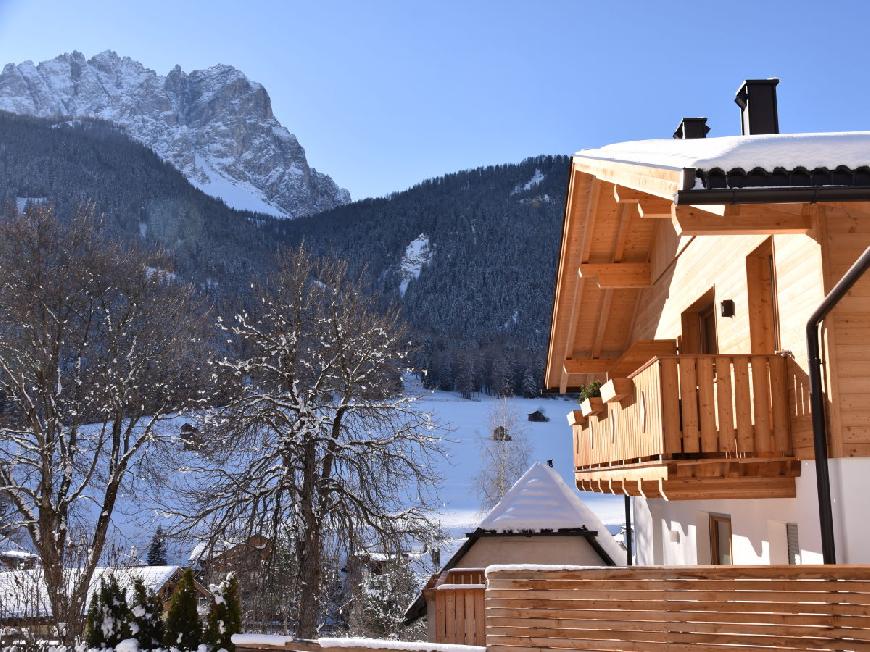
[0, 207, 213, 640]
[475, 399, 531, 511]
[174, 248, 442, 637]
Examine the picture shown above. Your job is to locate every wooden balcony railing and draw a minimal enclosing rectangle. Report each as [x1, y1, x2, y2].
[572, 354, 800, 499]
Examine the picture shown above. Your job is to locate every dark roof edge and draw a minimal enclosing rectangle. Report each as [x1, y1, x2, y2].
[675, 185, 870, 205]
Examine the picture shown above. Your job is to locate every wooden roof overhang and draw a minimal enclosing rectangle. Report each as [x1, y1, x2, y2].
[545, 155, 814, 392]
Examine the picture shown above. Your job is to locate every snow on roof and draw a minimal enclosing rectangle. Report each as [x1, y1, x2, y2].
[0, 565, 181, 620]
[90, 565, 180, 596]
[575, 131, 870, 173]
[477, 462, 625, 563]
[0, 540, 37, 560]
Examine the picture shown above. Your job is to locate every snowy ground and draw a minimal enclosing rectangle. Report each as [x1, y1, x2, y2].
[50, 381, 623, 564]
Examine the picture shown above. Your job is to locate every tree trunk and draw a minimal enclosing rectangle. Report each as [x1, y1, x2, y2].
[295, 438, 323, 638]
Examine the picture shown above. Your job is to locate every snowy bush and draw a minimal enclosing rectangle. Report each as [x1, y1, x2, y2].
[348, 556, 424, 640]
[205, 574, 241, 652]
[85, 574, 133, 649]
[163, 569, 201, 651]
[129, 577, 164, 649]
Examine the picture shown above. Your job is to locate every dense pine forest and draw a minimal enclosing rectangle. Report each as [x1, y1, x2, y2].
[0, 111, 568, 394]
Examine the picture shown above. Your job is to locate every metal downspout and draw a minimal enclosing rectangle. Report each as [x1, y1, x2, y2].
[806, 245, 870, 564]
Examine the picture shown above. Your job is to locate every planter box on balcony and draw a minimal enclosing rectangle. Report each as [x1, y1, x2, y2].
[601, 377, 634, 403]
[580, 397, 604, 417]
[566, 409, 587, 426]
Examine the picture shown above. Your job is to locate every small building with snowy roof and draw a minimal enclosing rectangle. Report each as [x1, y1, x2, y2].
[404, 462, 623, 634]
[0, 541, 38, 571]
[0, 565, 209, 628]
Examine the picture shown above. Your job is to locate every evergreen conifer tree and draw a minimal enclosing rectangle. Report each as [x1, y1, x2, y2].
[164, 568, 202, 650]
[84, 574, 133, 649]
[130, 576, 165, 649]
[205, 573, 242, 652]
[147, 526, 168, 566]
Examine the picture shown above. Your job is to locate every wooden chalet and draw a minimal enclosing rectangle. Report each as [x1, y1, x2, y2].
[546, 78, 870, 565]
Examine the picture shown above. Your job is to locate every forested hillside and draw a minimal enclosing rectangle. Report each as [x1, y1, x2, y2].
[280, 157, 569, 394]
[0, 111, 293, 289]
[0, 111, 568, 394]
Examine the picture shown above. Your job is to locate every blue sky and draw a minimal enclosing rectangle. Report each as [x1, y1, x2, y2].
[0, 1, 868, 199]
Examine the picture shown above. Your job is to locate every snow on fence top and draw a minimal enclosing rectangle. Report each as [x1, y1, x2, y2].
[476, 462, 625, 564]
[231, 634, 486, 652]
[485, 563, 606, 576]
[575, 131, 870, 172]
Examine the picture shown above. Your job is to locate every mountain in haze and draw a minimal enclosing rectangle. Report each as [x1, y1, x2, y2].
[0, 50, 349, 218]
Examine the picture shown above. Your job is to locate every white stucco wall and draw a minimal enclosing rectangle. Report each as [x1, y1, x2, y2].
[632, 459, 870, 565]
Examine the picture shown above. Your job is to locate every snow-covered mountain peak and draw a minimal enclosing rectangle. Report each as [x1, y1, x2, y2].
[0, 50, 350, 218]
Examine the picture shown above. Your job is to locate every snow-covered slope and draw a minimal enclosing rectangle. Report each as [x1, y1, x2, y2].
[0, 50, 350, 218]
[412, 386, 623, 532]
[398, 234, 432, 297]
[52, 384, 622, 564]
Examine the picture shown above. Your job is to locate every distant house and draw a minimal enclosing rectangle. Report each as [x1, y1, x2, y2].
[189, 535, 272, 577]
[0, 565, 210, 628]
[404, 462, 622, 638]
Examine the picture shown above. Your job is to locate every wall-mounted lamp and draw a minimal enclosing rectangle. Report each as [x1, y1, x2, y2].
[721, 299, 736, 318]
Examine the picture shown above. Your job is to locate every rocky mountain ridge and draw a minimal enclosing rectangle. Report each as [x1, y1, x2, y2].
[0, 50, 349, 218]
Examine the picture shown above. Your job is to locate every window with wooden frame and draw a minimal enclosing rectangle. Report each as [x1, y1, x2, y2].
[681, 288, 718, 354]
[709, 513, 733, 565]
[746, 238, 781, 354]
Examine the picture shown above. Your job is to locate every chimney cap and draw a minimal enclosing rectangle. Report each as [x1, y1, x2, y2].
[735, 78, 780, 108]
[673, 117, 710, 140]
[735, 78, 780, 135]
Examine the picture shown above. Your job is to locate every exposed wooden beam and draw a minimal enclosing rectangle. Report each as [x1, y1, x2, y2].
[612, 202, 632, 263]
[614, 185, 673, 219]
[580, 397, 605, 417]
[563, 359, 611, 375]
[580, 182, 603, 262]
[566, 410, 586, 426]
[591, 289, 613, 358]
[561, 179, 601, 377]
[601, 378, 634, 403]
[573, 156, 682, 201]
[672, 204, 812, 236]
[579, 262, 651, 288]
[637, 198, 674, 219]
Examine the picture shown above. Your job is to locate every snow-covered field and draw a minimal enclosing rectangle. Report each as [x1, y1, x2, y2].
[90, 382, 623, 563]
[409, 382, 623, 533]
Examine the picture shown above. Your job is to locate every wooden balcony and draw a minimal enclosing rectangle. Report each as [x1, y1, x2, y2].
[571, 353, 801, 499]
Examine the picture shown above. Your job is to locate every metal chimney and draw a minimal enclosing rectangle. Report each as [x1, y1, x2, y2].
[735, 79, 780, 135]
[673, 117, 710, 139]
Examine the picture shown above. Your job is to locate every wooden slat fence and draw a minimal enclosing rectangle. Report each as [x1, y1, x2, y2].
[575, 353, 792, 470]
[485, 565, 870, 652]
[433, 568, 486, 646]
